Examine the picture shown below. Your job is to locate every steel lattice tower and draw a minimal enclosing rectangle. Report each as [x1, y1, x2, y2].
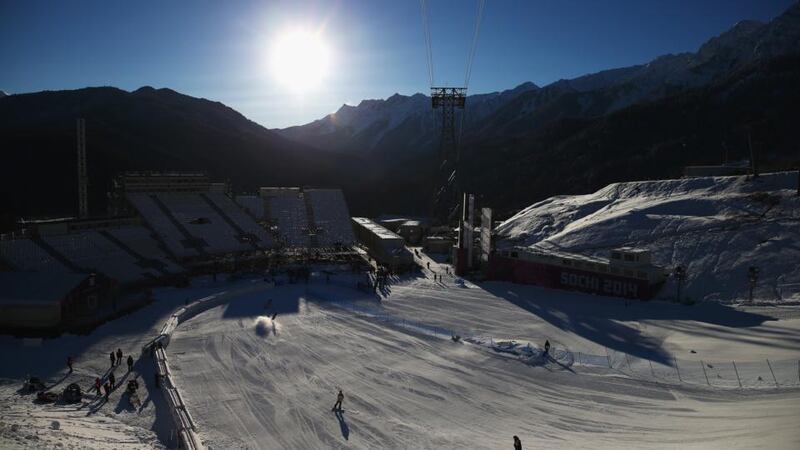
[431, 87, 466, 223]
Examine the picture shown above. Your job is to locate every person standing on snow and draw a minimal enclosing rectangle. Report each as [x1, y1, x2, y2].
[110, 351, 116, 367]
[94, 377, 102, 396]
[513, 435, 522, 450]
[127, 355, 134, 372]
[116, 349, 123, 365]
[544, 340, 550, 356]
[108, 371, 116, 389]
[103, 382, 111, 398]
[66, 356, 73, 373]
[331, 389, 344, 412]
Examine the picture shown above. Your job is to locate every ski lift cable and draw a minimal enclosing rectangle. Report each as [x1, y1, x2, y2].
[464, 0, 486, 89]
[420, 0, 435, 87]
[457, 0, 486, 153]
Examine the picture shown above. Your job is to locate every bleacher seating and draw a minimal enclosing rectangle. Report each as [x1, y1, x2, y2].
[262, 188, 310, 247]
[234, 195, 265, 220]
[307, 189, 356, 247]
[127, 191, 275, 257]
[42, 231, 160, 283]
[127, 193, 201, 259]
[0, 226, 182, 284]
[203, 193, 273, 248]
[157, 193, 246, 254]
[0, 238, 71, 272]
[104, 226, 183, 275]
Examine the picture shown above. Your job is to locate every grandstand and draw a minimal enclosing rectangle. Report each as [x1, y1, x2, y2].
[0, 226, 182, 285]
[260, 187, 311, 248]
[126, 192, 273, 258]
[0, 238, 72, 273]
[307, 189, 356, 247]
[235, 195, 265, 221]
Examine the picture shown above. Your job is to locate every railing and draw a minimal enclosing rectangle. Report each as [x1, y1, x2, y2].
[143, 279, 275, 449]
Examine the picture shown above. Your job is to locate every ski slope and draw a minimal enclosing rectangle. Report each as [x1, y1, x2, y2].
[166, 275, 800, 449]
[495, 172, 800, 303]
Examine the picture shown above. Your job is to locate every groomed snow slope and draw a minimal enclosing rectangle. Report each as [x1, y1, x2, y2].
[495, 172, 800, 303]
[168, 275, 800, 449]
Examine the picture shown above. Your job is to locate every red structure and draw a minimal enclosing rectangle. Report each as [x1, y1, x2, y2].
[488, 247, 667, 300]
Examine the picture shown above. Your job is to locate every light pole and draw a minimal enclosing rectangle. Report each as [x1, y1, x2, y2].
[748, 266, 759, 303]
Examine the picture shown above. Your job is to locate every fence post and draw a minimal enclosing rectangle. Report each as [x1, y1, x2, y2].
[605, 347, 612, 368]
[766, 359, 779, 387]
[674, 355, 682, 382]
[732, 361, 742, 388]
[700, 360, 710, 386]
[649, 359, 655, 377]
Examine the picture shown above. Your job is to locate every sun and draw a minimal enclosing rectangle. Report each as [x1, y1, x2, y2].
[270, 29, 331, 90]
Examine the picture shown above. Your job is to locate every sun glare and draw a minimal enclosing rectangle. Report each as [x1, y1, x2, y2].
[270, 29, 331, 90]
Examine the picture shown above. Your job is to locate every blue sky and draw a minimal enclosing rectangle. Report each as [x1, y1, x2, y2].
[0, 0, 794, 128]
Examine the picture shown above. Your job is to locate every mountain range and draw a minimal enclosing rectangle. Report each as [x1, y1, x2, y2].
[1, 3, 799, 229]
[277, 3, 800, 160]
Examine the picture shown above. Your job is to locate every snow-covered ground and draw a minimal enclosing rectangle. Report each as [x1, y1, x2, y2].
[2, 267, 799, 449]
[495, 172, 800, 304]
[165, 273, 800, 449]
[0, 276, 269, 449]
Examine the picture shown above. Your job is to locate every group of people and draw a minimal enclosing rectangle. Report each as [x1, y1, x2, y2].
[94, 373, 116, 399]
[61, 348, 136, 400]
[109, 348, 134, 371]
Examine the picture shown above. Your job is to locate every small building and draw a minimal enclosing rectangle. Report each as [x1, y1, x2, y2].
[397, 220, 424, 245]
[424, 235, 454, 254]
[0, 272, 113, 332]
[352, 218, 414, 272]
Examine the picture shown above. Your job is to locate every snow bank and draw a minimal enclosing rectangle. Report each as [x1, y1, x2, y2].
[495, 172, 800, 303]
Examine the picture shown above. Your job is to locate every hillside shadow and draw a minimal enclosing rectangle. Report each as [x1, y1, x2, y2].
[482, 282, 778, 365]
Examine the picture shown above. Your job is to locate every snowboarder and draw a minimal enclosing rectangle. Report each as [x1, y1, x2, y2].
[544, 340, 550, 356]
[67, 356, 73, 373]
[331, 389, 344, 412]
[513, 435, 522, 450]
[126, 355, 134, 372]
[108, 372, 116, 389]
[110, 351, 116, 367]
[116, 349, 123, 365]
[94, 377, 102, 396]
